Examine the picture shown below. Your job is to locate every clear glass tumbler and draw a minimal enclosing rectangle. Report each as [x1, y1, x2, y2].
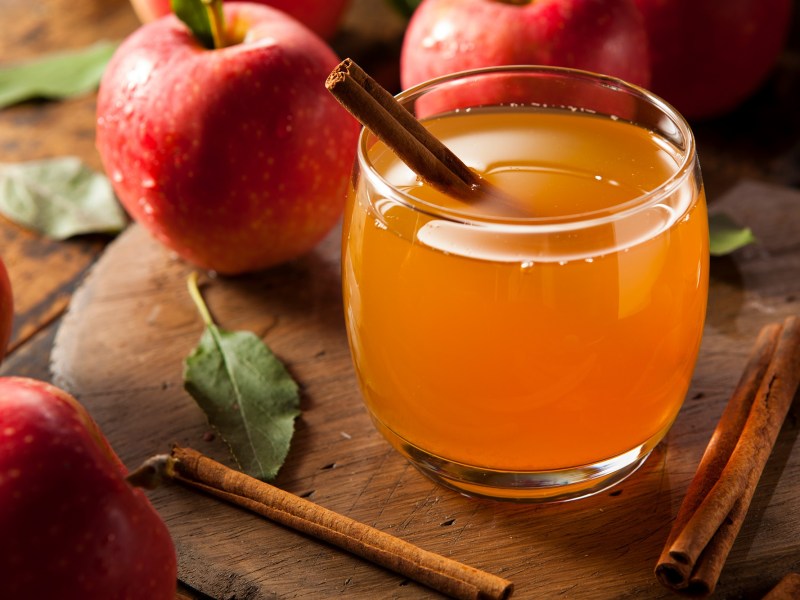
[342, 66, 708, 502]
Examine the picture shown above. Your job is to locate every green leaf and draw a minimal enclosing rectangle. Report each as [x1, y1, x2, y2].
[183, 273, 301, 481]
[171, 0, 223, 50]
[0, 40, 117, 110]
[0, 157, 128, 239]
[708, 212, 757, 256]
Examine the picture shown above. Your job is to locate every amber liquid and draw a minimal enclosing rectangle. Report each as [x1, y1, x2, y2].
[343, 108, 708, 472]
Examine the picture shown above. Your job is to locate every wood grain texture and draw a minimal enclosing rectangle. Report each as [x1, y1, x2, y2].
[0, 0, 139, 353]
[51, 180, 800, 599]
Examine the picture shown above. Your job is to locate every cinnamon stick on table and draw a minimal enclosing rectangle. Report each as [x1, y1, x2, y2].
[762, 573, 800, 600]
[655, 316, 800, 597]
[129, 446, 513, 600]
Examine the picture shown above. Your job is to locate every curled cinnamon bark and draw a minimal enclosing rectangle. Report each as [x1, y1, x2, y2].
[655, 316, 800, 596]
[762, 573, 800, 600]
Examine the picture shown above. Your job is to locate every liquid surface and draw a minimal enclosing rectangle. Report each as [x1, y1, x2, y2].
[344, 108, 708, 471]
[374, 109, 682, 222]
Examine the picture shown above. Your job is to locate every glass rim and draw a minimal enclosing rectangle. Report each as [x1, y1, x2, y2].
[356, 64, 698, 233]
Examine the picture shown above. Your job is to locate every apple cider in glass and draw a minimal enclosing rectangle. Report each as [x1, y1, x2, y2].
[342, 66, 708, 502]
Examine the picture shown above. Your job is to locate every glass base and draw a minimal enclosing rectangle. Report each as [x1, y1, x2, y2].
[373, 419, 657, 503]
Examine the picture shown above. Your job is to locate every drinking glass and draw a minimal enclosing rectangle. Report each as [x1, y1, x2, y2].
[342, 66, 708, 502]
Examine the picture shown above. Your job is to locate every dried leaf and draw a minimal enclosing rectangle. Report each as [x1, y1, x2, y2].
[709, 213, 756, 257]
[183, 273, 301, 481]
[0, 156, 128, 239]
[0, 41, 117, 109]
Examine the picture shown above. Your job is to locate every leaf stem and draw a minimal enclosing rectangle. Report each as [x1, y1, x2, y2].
[187, 271, 215, 328]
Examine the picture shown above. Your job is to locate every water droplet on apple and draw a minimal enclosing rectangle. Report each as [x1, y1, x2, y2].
[137, 196, 155, 218]
[125, 60, 153, 91]
[141, 178, 156, 189]
[112, 170, 124, 183]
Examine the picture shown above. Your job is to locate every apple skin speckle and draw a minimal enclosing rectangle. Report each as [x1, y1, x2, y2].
[96, 3, 359, 274]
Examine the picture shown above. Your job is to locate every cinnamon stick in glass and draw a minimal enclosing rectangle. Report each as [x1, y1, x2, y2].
[130, 446, 513, 600]
[655, 316, 800, 596]
[326, 58, 480, 200]
[325, 58, 519, 215]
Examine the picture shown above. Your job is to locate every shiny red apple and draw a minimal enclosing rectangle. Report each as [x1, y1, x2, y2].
[97, 2, 358, 274]
[400, 0, 652, 91]
[0, 257, 11, 362]
[634, 0, 793, 119]
[129, 0, 352, 39]
[0, 377, 177, 599]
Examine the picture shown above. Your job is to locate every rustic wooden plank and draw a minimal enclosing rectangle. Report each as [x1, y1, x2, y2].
[0, 0, 139, 353]
[50, 179, 800, 599]
[0, 322, 56, 380]
[0, 223, 106, 352]
[0, 0, 139, 166]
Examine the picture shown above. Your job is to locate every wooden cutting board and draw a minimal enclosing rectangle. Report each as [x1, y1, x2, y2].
[51, 179, 800, 599]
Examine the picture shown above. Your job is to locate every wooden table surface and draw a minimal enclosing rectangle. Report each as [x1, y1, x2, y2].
[1, 1, 799, 599]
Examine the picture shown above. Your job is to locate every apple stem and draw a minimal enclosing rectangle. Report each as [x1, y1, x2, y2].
[202, 0, 226, 49]
[187, 272, 215, 328]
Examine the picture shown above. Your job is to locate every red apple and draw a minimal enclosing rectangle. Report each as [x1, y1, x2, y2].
[129, 0, 351, 40]
[96, 3, 359, 274]
[0, 377, 177, 599]
[634, 0, 793, 119]
[0, 258, 11, 362]
[400, 0, 652, 91]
